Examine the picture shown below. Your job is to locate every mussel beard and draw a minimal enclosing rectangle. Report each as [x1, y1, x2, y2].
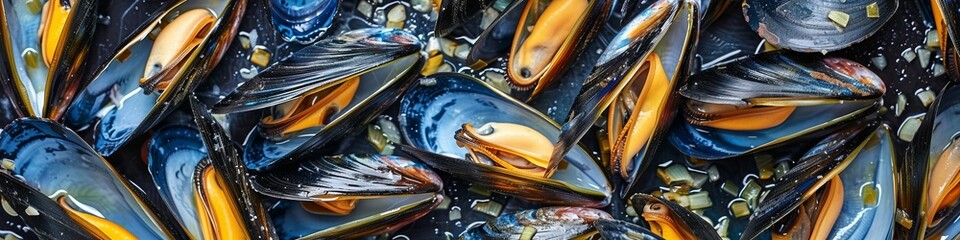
[140, 9, 216, 93]
[301, 200, 358, 216]
[57, 195, 137, 240]
[259, 76, 360, 141]
[194, 164, 249, 240]
[772, 176, 844, 240]
[607, 53, 669, 179]
[641, 202, 697, 240]
[455, 122, 554, 177]
[38, 0, 76, 67]
[925, 137, 960, 228]
[683, 101, 796, 131]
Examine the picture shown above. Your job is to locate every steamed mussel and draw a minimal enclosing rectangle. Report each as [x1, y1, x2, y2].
[398, 73, 612, 207]
[669, 52, 885, 160]
[62, 0, 245, 156]
[213, 28, 423, 171]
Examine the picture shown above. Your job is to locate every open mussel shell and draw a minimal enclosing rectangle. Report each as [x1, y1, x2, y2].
[252, 154, 442, 239]
[743, 0, 897, 53]
[548, 0, 696, 178]
[827, 126, 896, 239]
[398, 73, 612, 207]
[189, 97, 277, 239]
[631, 193, 722, 240]
[0, 0, 98, 119]
[593, 219, 665, 240]
[461, 207, 613, 239]
[213, 28, 424, 171]
[604, 0, 699, 195]
[669, 52, 885, 160]
[250, 154, 442, 201]
[270, 0, 339, 44]
[506, 0, 612, 98]
[0, 118, 175, 239]
[740, 120, 880, 240]
[905, 83, 960, 239]
[64, 0, 245, 156]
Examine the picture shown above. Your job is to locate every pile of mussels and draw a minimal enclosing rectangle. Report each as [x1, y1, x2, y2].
[0, 0, 959, 239]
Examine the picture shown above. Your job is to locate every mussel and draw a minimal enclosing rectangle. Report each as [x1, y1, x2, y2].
[669, 52, 885, 160]
[147, 119, 276, 240]
[743, 0, 898, 53]
[593, 219, 665, 240]
[602, 0, 699, 194]
[631, 193, 722, 240]
[398, 73, 612, 207]
[213, 28, 424, 171]
[904, 83, 960, 239]
[505, 0, 611, 98]
[0, 118, 176, 239]
[461, 207, 613, 239]
[931, 0, 960, 78]
[62, 0, 246, 156]
[546, 0, 698, 179]
[740, 119, 892, 240]
[0, 0, 98, 119]
[269, 0, 339, 43]
[252, 154, 443, 239]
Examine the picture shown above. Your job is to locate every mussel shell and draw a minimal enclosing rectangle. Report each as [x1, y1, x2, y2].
[0, 118, 173, 239]
[268, 193, 441, 239]
[69, 0, 245, 156]
[740, 119, 879, 240]
[680, 52, 885, 107]
[398, 73, 612, 207]
[507, 0, 612, 98]
[269, 0, 339, 44]
[0, 0, 99, 119]
[461, 207, 612, 239]
[189, 97, 277, 239]
[828, 126, 896, 239]
[593, 219, 665, 240]
[146, 124, 208, 239]
[608, 0, 699, 195]
[905, 83, 960, 239]
[464, 0, 525, 68]
[549, 0, 691, 176]
[696, 3, 762, 70]
[213, 28, 423, 171]
[435, 0, 497, 37]
[631, 193, 723, 240]
[743, 0, 898, 52]
[0, 173, 95, 239]
[250, 154, 443, 201]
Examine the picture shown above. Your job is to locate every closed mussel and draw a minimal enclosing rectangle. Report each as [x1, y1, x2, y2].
[213, 28, 424, 171]
[669, 52, 885, 160]
[63, 0, 246, 156]
[743, 0, 897, 53]
[398, 73, 612, 207]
